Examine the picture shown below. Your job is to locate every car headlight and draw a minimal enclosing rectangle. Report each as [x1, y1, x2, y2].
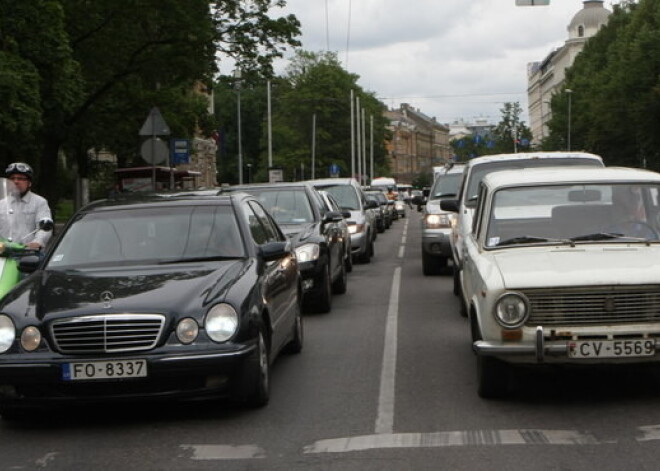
[424, 214, 451, 229]
[205, 304, 239, 343]
[20, 326, 41, 352]
[0, 315, 15, 354]
[176, 318, 199, 344]
[295, 243, 320, 263]
[348, 223, 364, 234]
[494, 293, 529, 328]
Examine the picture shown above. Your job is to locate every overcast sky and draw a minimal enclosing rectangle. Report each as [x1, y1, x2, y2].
[268, 0, 620, 126]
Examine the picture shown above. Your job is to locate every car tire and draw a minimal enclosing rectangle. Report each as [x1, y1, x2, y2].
[453, 266, 461, 296]
[358, 241, 371, 264]
[345, 245, 353, 273]
[284, 298, 303, 354]
[422, 252, 446, 276]
[332, 258, 347, 294]
[477, 356, 509, 399]
[238, 327, 271, 408]
[307, 265, 332, 313]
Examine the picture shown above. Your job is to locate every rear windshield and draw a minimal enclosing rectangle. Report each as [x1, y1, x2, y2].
[316, 184, 360, 210]
[430, 173, 461, 200]
[465, 158, 603, 207]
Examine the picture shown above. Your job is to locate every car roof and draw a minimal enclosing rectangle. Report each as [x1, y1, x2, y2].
[222, 181, 315, 191]
[82, 193, 235, 212]
[481, 166, 660, 190]
[307, 178, 358, 186]
[465, 151, 603, 168]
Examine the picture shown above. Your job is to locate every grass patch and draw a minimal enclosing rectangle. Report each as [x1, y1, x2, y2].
[55, 199, 74, 224]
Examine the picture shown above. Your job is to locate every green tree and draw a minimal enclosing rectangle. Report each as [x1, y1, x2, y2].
[491, 102, 532, 154]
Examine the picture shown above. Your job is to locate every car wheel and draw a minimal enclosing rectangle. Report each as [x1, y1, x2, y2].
[422, 252, 445, 276]
[477, 356, 509, 399]
[237, 327, 271, 407]
[307, 265, 332, 313]
[332, 258, 348, 294]
[345, 245, 353, 273]
[284, 298, 303, 354]
[453, 266, 461, 296]
[358, 240, 371, 263]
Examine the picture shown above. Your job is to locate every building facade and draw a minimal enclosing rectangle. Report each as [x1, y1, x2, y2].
[384, 104, 450, 184]
[527, 0, 611, 146]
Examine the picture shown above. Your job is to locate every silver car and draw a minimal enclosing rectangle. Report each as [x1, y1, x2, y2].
[309, 178, 377, 263]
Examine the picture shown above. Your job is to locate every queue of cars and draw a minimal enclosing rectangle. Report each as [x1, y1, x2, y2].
[0, 176, 402, 418]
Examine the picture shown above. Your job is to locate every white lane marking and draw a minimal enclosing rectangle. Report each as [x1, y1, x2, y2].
[304, 429, 601, 453]
[636, 425, 660, 441]
[181, 444, 266, 460]
[375, 267, 401, 434]
[398, 245, 405, 258]
[35, 452, 58, 467]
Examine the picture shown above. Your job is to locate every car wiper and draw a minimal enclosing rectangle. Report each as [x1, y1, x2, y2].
[570, 232, 653, 244]
[495, 235, 573, 247]
[158, 256, 241, 264]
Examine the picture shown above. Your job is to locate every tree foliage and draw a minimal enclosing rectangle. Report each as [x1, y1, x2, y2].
[213, 51, 389, 184]
[0, 0, 301, 207]
[546, 0, 660, 169]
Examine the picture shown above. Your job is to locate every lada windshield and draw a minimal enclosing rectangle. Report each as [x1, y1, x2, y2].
[466, 158, 603, 207]
[47, 205, 246, 268]
[485, 183, 660, 247]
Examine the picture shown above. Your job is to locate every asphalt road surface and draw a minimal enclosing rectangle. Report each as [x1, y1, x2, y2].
[4, 209, 660, 470]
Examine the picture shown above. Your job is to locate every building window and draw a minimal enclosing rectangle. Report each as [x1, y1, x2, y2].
[578, 25, 584, 37]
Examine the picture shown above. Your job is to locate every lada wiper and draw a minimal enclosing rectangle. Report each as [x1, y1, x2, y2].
[570, 232, 653, 245]
[495, 235, 573, 247]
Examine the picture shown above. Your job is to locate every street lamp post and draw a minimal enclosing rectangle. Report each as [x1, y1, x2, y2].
[565, 88, 573, 151]
[247, 163, 252, 183]
[234, 69, 243, 184]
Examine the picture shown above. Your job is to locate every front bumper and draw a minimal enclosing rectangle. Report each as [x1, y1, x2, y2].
[0, 343, 257, 406]
[474, 325, 660, 364]
[421, 229, 452, 258]
[299, 260, 326, 294]
[350, 231, 368, 256]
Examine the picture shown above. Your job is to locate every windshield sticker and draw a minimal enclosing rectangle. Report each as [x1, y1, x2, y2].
[488, 237, 500, 247]
[52, 254, 64, 262]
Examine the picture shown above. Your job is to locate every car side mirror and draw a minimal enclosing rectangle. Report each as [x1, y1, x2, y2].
[259, 241, 291, 262]
[19, 255, 41, 273]
[341, 210, 351, 219]
[324, 211, 344, 223]
[440, 199, 459, 213]
[365, 200, 378, 209]
[412, 195, 424, 205]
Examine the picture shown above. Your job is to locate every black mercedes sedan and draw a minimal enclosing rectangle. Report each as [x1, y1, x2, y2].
[222, 182, 348, 314]
[0, 193, 303, 419]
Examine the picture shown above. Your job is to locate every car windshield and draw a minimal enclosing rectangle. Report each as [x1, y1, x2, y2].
[47, 205, 245, 268]
[430, 173, 461, 199]
[237, 188, 314, 224]
[466, 158, 603, 207]
[485, 182, 660, 247]
[316, 184, 360, 210]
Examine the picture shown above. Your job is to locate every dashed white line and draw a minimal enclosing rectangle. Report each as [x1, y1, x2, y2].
[304, 429, 601, 454]
[181, 444, 266, 460]
[375, 267, 401, 434]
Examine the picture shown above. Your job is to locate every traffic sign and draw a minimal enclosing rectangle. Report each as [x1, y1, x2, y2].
[172, 138, 190, 164]
[140, 137, 169, 165]
[139, 107, 171, 136]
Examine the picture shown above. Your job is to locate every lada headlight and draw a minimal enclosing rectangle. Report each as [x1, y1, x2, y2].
[295, 243, 320, 263]
[424, 214, 451, 229]
[0, 315, 15, 353]
[205, 304, 238, 343]
[494, 293, 529, 328]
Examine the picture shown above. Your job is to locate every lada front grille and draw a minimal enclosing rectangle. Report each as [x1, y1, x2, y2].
[51, 314, 165, 354]
[524, 286, 660, 326]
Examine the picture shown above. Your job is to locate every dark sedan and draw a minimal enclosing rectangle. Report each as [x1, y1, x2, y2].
[222, 182, 348, 314]
[0, 193, 303, 419]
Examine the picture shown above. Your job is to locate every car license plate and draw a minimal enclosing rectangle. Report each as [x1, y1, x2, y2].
[62, 359, 147, 381]
[568, 339, 655, 359]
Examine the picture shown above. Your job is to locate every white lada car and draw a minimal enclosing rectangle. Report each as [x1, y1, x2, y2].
[451, 166, 660, 398]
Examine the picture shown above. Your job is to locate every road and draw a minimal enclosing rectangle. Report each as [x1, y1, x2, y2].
[4, 209, 660, 470]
